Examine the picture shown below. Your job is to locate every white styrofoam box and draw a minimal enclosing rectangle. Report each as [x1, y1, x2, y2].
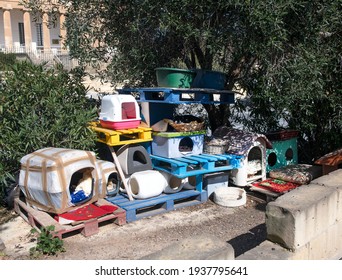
[151, 132, 204, 158]
[99, 94, 141, 129]
[203, 172, 229, 198]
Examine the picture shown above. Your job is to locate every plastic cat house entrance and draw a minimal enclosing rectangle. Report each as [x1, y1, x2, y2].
[18, 147, 117, 214]
[212, 127, 272, 187]
[116, 144, 153, 175]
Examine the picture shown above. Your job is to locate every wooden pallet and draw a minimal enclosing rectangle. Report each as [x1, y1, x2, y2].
[14, 198, 126, 239]
[89, 121, 152, 146]
[117, 87, 235, 104]
[106, 190, 207, 223]
[150, 153, 242, 177]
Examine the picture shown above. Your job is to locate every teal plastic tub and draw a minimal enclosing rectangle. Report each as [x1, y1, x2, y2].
[155, 67, 196, 88]
[192, 70, 227, 90]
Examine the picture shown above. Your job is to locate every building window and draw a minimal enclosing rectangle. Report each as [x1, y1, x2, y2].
[36, 23, 43, 46]
[18, 23, 25, 46]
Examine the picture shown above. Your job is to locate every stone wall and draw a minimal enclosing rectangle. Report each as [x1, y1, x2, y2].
[238, 169, 342, 260]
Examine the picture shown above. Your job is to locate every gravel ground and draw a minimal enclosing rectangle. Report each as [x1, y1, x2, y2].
[0, 193, 267, 260]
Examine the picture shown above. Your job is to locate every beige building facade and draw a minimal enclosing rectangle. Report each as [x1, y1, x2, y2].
[0, 0, 66, 53]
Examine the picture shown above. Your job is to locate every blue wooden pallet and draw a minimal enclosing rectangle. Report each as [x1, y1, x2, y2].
[117, 87, 235, 104]
[150, 153, 242, 178]
[106, 190, 207, 223]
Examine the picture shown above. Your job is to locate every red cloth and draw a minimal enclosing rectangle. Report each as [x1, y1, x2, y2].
[55, 204, 118, 224]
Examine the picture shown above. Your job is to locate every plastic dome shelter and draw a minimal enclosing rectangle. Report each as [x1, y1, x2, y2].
[18, 147, 117, 214]
[99, 94, 141, 130]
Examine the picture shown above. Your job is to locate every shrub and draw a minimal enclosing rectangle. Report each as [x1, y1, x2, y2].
[0, 53, 17, 70]
[0, 62, 98, 204]
[29, 226, 66, 258]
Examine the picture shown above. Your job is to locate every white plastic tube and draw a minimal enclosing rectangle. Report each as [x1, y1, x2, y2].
[160, 171, 185, 194]
[128, 170, 167, 199]
[182, 176, 197, 190]
[182, 165, 197, 190]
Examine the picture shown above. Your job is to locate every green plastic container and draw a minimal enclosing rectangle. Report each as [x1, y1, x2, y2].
[155, 67, 196, 88]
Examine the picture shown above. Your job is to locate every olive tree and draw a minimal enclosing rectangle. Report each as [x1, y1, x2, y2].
[23, 0, 342, 161]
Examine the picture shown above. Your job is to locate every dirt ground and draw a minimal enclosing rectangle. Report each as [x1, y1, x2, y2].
[0, 193, 267, 260]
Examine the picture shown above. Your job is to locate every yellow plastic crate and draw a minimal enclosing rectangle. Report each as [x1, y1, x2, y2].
[89, 121, 152, 146]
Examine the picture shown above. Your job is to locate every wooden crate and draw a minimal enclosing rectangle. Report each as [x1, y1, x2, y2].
[14, 198, 126, 239]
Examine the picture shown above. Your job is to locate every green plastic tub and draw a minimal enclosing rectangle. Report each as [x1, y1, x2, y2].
[155, 67, 196, 88]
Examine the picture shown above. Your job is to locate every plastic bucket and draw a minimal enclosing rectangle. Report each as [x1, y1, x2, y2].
[128, 170, 167, 199]
[155, 67, 196, 88]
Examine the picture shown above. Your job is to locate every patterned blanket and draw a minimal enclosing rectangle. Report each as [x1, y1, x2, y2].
[212, 126, 272, 156]
[269, 164, 322, 185]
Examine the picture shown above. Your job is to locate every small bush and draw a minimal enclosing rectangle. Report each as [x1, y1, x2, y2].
[0, 53, 17, 70]
[0, 62, 98, 203]
[29, 226, 66, 258]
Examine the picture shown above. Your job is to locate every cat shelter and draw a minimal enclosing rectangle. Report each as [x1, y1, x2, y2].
[265, 130, 299, 173]
[116, 144, 153, 175]
[212, 127, 273, 187]
[99, 94, 141, 130]
[18, 147, 117, 214]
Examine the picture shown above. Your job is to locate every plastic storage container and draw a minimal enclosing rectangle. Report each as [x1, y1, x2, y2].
[203, 172, 229, 198]
[99, 95, 141, 130]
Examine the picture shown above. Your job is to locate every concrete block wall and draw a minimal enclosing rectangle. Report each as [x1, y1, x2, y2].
[238, 169, 342, 260]
[140, 169, 342, 260]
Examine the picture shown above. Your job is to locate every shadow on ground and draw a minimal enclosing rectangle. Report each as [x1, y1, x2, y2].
[227, 223, 267, 257]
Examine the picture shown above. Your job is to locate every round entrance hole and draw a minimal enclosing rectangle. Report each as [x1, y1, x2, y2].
[178, 137, 194, 153]
[107, 172, 120, 197]
[285, 148, 294, 161]
[268, 152, 277, 167]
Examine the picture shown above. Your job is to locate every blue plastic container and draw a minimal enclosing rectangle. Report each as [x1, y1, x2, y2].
[192, 70, 227, 90]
